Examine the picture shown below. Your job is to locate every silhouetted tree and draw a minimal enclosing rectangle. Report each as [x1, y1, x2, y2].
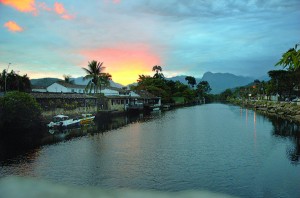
[276, 44, 300, 71]
[185, 76, 196, 88]
[152, 65, 164, 79]
[82, 60, 111, 94]
[0, 70, 31, 92]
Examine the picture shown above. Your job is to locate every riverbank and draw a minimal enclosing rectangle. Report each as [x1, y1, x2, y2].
[230, 99, 300, 123]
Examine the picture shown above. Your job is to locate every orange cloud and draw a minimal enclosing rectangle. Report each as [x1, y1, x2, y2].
[81, 45, 161, 85]
[4, 21, 23, 32]
[0, 0, 36, 13]
[54, 2, 74, 20]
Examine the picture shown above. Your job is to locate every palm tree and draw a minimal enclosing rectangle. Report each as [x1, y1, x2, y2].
[82, 60, 111, 94]
[98, 73, 112, 91]
[152, 65, 164, 78]
[276, 43, 300, 71]
[63, 75, 74, 84]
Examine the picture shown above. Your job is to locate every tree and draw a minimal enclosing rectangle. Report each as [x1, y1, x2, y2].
[0, 69, 31, 92]
[63, 75, 74, 84]
[268, 70, 296, 98]
[0, 91, 44, 146]
[276, 44, 300, 71]
[82, 60, 111, 94]
[152, 65, 164, 79]
[185, 76, 196, 88]
[219, 89, 233, 101]
[196, 81, 211, 97]
[98, 73, 112, 91]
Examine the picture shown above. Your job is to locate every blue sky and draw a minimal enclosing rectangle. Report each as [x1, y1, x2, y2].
[0, 0, 299, 85]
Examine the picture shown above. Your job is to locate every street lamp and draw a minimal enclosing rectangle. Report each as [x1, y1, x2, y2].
[4, 63, 11, 94]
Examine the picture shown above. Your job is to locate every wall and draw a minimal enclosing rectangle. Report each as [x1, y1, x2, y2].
[107, 98, 127, 111]
[42, 107, 98, 120]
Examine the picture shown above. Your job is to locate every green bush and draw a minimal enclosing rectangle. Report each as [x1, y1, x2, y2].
[0, 91, 44, 145]
[0, 91, 42, 128]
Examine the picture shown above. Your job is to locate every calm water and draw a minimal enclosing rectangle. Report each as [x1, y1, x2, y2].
[1, 103, 300, 197]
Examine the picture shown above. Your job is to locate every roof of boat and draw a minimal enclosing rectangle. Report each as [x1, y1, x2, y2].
[53, 115, 69, 118]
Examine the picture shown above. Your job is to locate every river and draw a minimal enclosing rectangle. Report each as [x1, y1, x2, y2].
[0, 103, 300, 197]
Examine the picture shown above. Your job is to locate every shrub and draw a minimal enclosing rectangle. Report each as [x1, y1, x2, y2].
[0, 91, 45, 146]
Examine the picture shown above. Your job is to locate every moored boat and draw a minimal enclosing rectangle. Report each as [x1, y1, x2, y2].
[47, 115, 81, 131]
[79, 114, 95, 125]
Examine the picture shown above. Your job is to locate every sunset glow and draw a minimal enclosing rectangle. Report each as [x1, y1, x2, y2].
[0, 1, 299, 85]
[81, 46, 161, 85]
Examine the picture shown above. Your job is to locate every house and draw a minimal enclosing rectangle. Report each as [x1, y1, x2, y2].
[31, 81, 161, 112]
[47, 81, 86, 93]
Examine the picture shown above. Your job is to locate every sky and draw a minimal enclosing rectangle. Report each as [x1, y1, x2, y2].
[0, 0, 299, 85]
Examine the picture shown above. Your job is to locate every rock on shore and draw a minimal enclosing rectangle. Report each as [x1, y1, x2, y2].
[231, 100, 300, 123]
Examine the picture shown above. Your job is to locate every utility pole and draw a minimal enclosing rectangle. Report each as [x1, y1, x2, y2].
[4, 63, 11, 94]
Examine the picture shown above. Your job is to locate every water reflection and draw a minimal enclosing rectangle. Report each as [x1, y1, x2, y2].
[267, 116, 300, 164]
[239, 106, 300, 165]
[95, 111, 162, 133]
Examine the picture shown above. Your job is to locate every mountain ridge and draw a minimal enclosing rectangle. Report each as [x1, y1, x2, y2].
[31, 72, 267, 94]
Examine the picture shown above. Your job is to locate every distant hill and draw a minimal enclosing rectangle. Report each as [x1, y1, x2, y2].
[31, 78, 61, 87]
[166, 72, 256, 94]
[71, 76, 124, 88]
[166, 75, 201, 84]
[31, 77, 124, 88]
[201, 72, 255, 94]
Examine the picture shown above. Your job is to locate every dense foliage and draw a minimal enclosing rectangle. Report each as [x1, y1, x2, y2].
[0, 69, 31, 92]
[0, 91, 44, 146]
[131, 66, 212, 104]
[83, 60, 112, 93]
[276, 44, 300, 71]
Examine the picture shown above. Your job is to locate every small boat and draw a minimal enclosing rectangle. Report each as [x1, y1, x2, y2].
[79, 114, 95, 125]
[48, 115, 81, 130]
[47, 115, 69, 128]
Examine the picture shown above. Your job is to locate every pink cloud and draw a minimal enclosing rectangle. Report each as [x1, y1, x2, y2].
[38, 2, 52, 11]
[104, 0, 121, 4]
[0, 0, 37, 13]
[54, 2, 65, 14]
[4, 21, 23, 32]
[54, 2, 75, 20]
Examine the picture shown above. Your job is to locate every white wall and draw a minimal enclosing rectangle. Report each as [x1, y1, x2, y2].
[102, 88, 119, 96]
[47, 83, 69, 93]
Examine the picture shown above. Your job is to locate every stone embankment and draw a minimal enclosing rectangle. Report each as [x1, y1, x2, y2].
[231, 99, 300, 123]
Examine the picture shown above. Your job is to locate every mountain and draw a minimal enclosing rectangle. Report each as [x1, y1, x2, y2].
[166, 72, 256, 94]
[201, 72, 255, 94]
[31, 77, 124, 88]
[166, 75, 202, 85]
[71, 76, 124, 88]
[31, 78, 61, 87]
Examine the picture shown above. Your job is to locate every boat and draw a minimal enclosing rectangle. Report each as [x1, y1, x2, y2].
[79, 114, 95, 125]
[47, 115, 69, 128]
[47, 115, 81, 130]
